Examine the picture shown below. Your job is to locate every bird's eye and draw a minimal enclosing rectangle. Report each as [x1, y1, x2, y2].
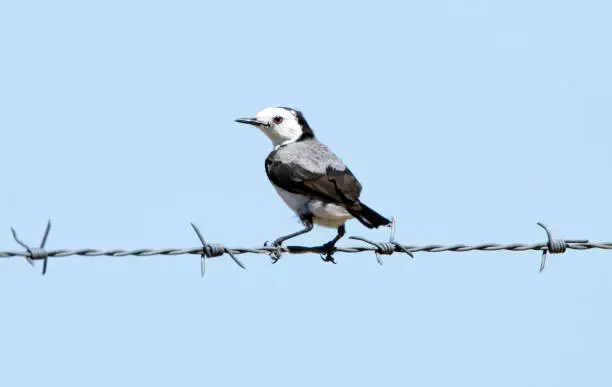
[272, 116, 284, 124]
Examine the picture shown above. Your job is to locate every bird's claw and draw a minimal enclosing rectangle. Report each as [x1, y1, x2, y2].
[264, 240, 283, 263]
[318, 242, 337, 264]
[270, 250, 282, 263]
[320, 253, 337, 264]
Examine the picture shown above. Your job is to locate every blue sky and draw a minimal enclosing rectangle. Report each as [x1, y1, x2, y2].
[1, 1, 611, 386]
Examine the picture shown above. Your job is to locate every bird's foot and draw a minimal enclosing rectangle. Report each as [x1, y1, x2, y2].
[320, 253, 337, 264]
[264, 239, 284, 263]
[318, 241, 337, 264]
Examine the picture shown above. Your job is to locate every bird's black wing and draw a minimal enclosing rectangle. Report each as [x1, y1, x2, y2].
[265, 157, 362, 208]
[265, 150, 391, 229]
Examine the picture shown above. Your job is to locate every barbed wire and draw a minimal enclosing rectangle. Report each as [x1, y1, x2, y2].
[1, 220, 611, 276]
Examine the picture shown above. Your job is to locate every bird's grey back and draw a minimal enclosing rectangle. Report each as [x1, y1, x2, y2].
[269, 139, 346, 174]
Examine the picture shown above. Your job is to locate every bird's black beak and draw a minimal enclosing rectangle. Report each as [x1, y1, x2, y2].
[235, 117, 267, 127]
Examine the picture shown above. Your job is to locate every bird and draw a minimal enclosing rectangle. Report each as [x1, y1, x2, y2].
[235, 107, 391, 262]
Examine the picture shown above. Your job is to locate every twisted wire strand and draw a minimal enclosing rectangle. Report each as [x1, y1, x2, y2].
[2, 220, 610, 275]
[1, 241, 611, 259]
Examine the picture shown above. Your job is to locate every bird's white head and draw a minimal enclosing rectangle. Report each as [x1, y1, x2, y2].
[235, 107, 314, 148]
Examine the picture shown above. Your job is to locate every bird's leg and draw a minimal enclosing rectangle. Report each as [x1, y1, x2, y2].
[272, 221, 314, 246]
[268, 217, 313, 263]
[317, 224, 346, 264]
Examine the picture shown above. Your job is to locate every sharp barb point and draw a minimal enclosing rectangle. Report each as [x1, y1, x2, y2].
[42, 257, 48, 275]
[191, 223, 206, 246]
[226, 249, 246, 270]
[191, 223, 208, 276]
[540, 252, 547, 273]
[11, 227, 29, 251]
[40, 220, 52, 248]
[10, 226, 36, 266]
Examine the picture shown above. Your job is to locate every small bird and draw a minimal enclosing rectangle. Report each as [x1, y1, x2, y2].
[235, 107, 391, 261]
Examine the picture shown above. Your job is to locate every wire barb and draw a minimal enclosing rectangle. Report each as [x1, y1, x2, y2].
[191, 223, 246, 277]
[349, 236, 400, 264]
[389, 217, 415, 259]
[349, 217, 414, 264]
[536, 222, 588, 273]
[10, 220, 52, 275]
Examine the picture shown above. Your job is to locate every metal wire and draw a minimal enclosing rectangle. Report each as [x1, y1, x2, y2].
[1, 220, 610, 276]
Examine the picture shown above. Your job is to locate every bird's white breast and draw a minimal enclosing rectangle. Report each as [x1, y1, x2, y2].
[273, 186, 353, 228]
[274, 186, 310, 215]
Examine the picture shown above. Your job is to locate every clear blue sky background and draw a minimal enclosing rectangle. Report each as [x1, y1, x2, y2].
[1, 1, 611, 386]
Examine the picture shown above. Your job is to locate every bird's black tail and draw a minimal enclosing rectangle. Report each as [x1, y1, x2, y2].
[350, 202, 391, 229]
